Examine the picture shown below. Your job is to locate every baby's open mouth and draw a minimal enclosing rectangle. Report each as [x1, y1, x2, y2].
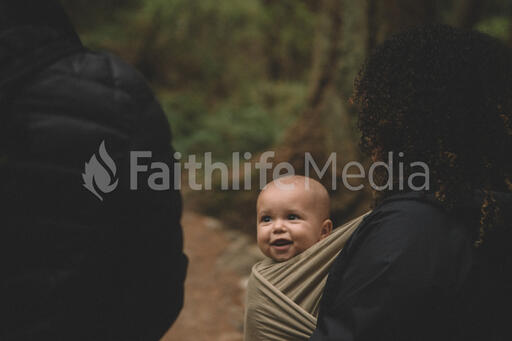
[271, 239, 293, 246]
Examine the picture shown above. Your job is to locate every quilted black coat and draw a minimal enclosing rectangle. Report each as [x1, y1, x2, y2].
[0, 2, 187, 340]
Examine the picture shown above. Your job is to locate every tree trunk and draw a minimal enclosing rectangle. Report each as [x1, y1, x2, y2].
[276, 0, 343, 171]
[366, 0, 378, 54]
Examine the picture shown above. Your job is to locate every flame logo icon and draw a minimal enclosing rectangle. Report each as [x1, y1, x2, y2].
[82, 141, 119, 201]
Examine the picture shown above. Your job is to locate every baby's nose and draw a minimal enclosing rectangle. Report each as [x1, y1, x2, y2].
[272, 219, 286, 232]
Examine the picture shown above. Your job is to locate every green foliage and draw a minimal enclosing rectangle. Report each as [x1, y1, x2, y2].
[61, 0, 139, 30]
[159, 81, 308, 160]
[74, 0, 316, 87]
[258, 0, 317, 80]
[475, 16, 511, 42]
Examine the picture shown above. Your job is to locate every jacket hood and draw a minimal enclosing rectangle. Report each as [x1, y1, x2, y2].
[0, 0, 79, 41]
[0, 0, 83, 93]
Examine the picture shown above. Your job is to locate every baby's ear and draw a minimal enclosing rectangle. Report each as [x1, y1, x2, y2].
[320, 219, 333, 239]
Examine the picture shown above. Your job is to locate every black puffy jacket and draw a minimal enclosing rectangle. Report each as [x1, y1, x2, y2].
[0, 3, 187, 340]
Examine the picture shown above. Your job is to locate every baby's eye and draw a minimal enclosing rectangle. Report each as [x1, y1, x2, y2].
[288, 214, 300, 220]
[261, 216, 271, 223]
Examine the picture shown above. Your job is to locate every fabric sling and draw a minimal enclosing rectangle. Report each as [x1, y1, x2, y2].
[244, 212, 370, 341]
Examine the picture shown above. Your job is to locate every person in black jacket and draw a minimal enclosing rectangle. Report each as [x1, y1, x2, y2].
[0, 1, 187, 340]
[311, 25, 512, 340]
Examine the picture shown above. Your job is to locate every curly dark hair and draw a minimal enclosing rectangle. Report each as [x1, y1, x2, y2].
[353, 25, 512, 246]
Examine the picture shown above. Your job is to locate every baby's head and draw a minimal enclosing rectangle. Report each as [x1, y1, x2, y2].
[256, 175, 333, 262]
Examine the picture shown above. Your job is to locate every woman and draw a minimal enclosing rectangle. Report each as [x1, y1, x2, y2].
[311, 25, 512, 340]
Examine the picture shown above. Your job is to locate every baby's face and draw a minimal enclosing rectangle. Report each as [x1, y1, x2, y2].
[256, 182, 330, 262]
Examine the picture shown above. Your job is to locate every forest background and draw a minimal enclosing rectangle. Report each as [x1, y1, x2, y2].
[61, 0, 512, 233]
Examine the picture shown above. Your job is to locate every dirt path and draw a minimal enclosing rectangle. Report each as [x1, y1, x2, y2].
[162, 211, 262, 341]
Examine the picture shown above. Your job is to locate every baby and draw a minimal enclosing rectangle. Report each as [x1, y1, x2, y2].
[256, 175, 333, 262]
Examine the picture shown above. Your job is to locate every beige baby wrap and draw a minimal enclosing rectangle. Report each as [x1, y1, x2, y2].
[243, 213, 369, 341]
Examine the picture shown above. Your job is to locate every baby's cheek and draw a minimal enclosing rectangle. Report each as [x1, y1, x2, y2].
[256, 233, 269, 253]
[297, 237, 318, 251]
[256, 231, 266, 245]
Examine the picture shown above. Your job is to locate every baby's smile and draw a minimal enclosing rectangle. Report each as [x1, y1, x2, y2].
[270, 238, 293, 252]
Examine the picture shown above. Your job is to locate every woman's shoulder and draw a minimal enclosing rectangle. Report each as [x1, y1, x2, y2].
[345, 191, 472, 260]
[363, 191, 463, 233]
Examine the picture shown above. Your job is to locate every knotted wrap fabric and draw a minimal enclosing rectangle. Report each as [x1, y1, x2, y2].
[244, 212, 370, 341]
